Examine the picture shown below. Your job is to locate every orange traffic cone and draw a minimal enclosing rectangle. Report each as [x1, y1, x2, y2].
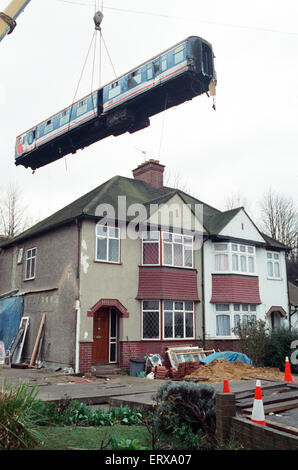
[251, 380, 266, 426]
[284, 356, 296, 383]
[223, 379, 231, 393]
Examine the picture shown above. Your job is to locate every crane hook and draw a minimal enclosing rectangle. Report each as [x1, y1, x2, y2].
[93, 10, 104, 31]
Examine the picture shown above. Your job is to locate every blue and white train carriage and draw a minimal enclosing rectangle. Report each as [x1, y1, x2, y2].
[15, 36, 216, 170]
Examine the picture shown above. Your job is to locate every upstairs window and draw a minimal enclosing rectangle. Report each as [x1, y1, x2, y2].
[25, 248, 36, 280]
[142, 231, 160, 265]
[214, 243, 256, 274]
[96, 225, 120, 263]
[162, 232, 193, 268]
[267, 252, 281, 278]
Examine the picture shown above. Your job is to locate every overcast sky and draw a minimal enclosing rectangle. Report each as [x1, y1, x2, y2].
[1, 0, 297, 226]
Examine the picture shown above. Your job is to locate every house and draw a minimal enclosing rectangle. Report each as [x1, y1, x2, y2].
[0, 160, 291, 372]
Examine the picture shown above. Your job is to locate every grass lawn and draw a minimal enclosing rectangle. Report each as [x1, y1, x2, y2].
[34, 425, 163, 450]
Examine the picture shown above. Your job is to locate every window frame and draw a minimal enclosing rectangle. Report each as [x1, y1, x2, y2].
[95, 224, 120, 264]
[214, 242, 256, 275]
[141, 231, 160, 266]
[25, 247, 37, 281]
[141, 300, 161, 340]
[215, 303, 257, 338]
[163, 301, 195, 340]
[162, 231, 194, 269]
[266, 251, 281, 279]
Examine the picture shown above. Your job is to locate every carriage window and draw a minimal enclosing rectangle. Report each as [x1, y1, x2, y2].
[128, 69, 142, 89]
[27, 130, 36, 145]
[161, 55, 167, 72]
[77, 99, 88, 117]
[202, 44, 213, 75]
[44, 120, 53, 134]
[153, 60, 160, 75]
[108, 81, 121, 99]
[146, 63, 153, 80]
[60, 109, 70, 126]
[174, 44, 184, 64]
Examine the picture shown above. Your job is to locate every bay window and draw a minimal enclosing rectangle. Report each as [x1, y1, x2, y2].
[141, 231, 194, 268]
[142, 231, 160, 265]
[163, 301, 194, 339]
[215, 303, 257, 337]
[141, 300, 195, 340]
[142, 301, 160, 339]
[214, 243, 256, 274]
[162, 232, 193, 268]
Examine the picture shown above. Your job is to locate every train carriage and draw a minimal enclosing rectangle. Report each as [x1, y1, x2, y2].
[15, 36, 216, 170]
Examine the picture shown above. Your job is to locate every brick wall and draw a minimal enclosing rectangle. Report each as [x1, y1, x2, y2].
[205, 339, 240, 351]
[216, 392, 298, 450]
[79, 342, 92, 373]
[119, 340, 196, 369]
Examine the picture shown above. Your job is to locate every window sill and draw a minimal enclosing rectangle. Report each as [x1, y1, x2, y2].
[24, 277, 35, 282]
[140, 265, 197, 272]
[94, 260, 122, 265]
[267, 277, 282, 281]
[212, 271, 257, 276]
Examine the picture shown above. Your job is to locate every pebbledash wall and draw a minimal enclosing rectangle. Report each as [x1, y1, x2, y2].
[77, 214, 204, 372]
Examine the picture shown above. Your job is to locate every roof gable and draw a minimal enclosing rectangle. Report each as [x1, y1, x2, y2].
[217, 208, 266, 243]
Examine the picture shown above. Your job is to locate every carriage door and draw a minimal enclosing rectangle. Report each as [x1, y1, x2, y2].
[153, 57, 161, 87]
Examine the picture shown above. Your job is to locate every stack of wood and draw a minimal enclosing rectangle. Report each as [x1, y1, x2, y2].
[170, 361, 204, 380]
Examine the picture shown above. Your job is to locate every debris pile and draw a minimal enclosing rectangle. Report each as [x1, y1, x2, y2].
[184, 359, 285, 383]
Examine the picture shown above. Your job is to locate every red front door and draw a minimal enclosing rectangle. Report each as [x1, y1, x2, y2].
[92, 308, 109, 363]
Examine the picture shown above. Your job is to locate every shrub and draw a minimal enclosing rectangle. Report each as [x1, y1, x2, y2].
[233, 319, 268, 366]
[0, 381, 43, 449]
[264, 326, 298, 373]
[153, 381, 216, 444]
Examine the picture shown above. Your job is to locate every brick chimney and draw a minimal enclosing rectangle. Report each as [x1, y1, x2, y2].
[132, 159, 165, 189]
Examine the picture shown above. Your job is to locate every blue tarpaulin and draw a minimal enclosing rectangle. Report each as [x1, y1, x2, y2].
[201, 351, 253, 366]
[0, 296, 23, 350]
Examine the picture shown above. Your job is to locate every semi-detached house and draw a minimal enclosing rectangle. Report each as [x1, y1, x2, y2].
[0, 160, 290, 372]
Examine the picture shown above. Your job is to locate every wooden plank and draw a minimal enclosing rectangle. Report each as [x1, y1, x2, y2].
[235, 383, 286, 400]
[264, 419, 298, 436]
[241, 414, 298, 436]
[236, 391, 298, 409]
[240, 399, 298, 414]
[29, 314, 46, 367]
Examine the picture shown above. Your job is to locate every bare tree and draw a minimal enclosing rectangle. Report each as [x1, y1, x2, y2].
[164, 169, 191, 193]
[0, 184, 33, 238]
[259, 188, 298, 260]
[224, 191, 252, 213]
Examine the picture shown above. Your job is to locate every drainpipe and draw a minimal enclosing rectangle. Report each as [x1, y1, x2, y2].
[75, 218, 82, 374]
[74, 299, 81, 374]
[201, 238, 206, 349]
